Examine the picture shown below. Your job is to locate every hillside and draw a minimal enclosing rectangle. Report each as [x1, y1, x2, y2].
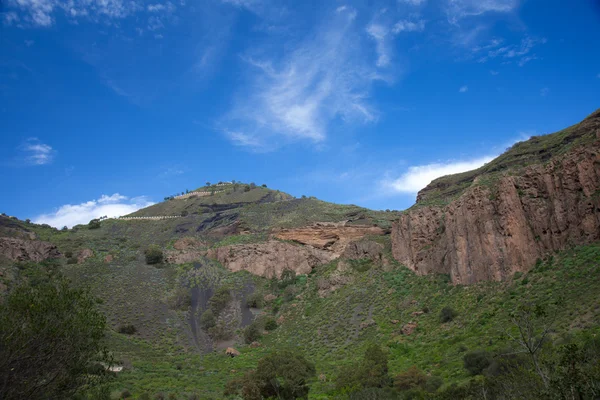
[1, 110, 600, 399]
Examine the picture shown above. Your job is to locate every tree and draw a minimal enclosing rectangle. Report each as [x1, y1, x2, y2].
[463, 350, 492, 376]
[144, 245, 163, 265]
[394, 366, 427, 392]
[361, 344, 390, 388]
[226, 351, 316, 399]
[0, 277, 112, 400]
[88, 219, 101, 229]
[506, 303, 556, 388]
[206, 182, 211, 186]
[439, 306, 457, 323]
[336, 344, 390, 391]
[244, 321, 262, 344]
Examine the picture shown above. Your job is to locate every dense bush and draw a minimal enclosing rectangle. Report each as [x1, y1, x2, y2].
[200, 309, 216, 329]
[225, 350, 315, 399]
[264, 317, 278, 331]
[88, 219, 101, 229]
[439, 306, 457, 323]
[336, 344, 390, 392]
[118, 324, 137, 335]
[244, 321, 262, 344]
[394, 366, 427, 392]
[463, 350, 492, 376]
[0, 277, 111, 400]
[209, 286, 232, 315]
[144, 245, 163, 265]
[246, 292, 264, 308]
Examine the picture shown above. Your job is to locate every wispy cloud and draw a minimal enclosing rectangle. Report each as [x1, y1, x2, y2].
[446, 0, 519, 23]
[34, 193, 155, 228]
[221, 6, 383, 151]
[476, 36, 546, 66]
[399, 0, 427, 5]
[2, 0, 176, 28]
[392, 19, 426, 33]
[459, 85, 468, 92]
[19, 138, 55, 166]
[540, 87, 549, 97]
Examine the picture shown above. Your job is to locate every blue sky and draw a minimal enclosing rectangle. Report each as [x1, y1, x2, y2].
[1, 0, 599, 227]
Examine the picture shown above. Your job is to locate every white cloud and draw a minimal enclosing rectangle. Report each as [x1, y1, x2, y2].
[459, 85, 468, 92]
[366, 23, 392, 67]
[3, 0, 161, 27]
[392, 19, 425, 33]
[382, 156, 494, 194]
[222, 6, 382, 150]
[19, 138, 55, 165]
[34, 194, 155, 228]
[380, 133, 531, 195]
[399, 0, 427, 5]
[447, 0, 519, 22]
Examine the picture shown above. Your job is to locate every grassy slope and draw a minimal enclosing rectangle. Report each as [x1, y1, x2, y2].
[106, 242, 600, 398]
[415, 108, 600, 207]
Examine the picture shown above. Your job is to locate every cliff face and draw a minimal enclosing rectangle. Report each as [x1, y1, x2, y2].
[392, 111, 600, 284]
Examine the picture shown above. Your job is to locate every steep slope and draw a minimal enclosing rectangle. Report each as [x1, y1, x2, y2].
[392, 109, 600, 284]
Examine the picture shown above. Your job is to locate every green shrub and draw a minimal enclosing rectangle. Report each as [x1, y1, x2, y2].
[279, 269, 297, 289]
[264, 317, 278, 331]
[463, 350, 492, 376]
[67, 257, 78, 265]
[65, 251, 73, 258]
[144, 245, 163, 265]
[425, 376, 443, 392]
[139, 393, 151, 400]
[0, 277, 111, 400]
[439, 306, 457, 323]
[118, 324, 136, 335]
[283, 285, 299, 302]
[88, 219, 101, 229]
[200, 309, 216, 329]
[154, 393, 166, 400]
[225, 350, 315, 399]
[244, 321, 262, 344]
[120, 389, 132, 399]
[209, 286, 232, 315]
[246, 292, 264, 308]
[394, 366, 427, 392]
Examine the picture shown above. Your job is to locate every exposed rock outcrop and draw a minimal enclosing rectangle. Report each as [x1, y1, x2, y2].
[165, 237, 207, 264]
[392, 137, 600, 284]
[0, 237, 61, 262]
[208, 240, 336, 278]
[77, 248, 94, 264]
[273, 223, 384, 256]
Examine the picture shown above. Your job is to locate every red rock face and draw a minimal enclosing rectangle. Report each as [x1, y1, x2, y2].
[392, 144, 600, 285]
[0, 237, 61, 262]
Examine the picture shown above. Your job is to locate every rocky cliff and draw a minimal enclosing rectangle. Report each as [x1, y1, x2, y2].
[392, 109, 600, 284]
[0, 237, 61, 262]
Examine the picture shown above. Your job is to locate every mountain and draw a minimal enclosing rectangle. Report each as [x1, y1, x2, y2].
[1, 110, 600, 398]
[392, 109, 600, 284]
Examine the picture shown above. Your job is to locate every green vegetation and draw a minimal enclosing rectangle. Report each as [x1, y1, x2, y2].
[225, 350, 316, 399]
[144, 245, 163, 265]
[0, 275, 111, 400]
